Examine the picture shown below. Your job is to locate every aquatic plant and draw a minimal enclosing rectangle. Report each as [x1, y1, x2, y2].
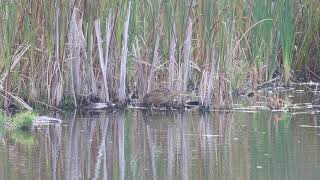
[10, 111, 37, 131]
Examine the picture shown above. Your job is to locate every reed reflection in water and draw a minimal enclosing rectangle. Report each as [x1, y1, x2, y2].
[0, 110, 320, 180]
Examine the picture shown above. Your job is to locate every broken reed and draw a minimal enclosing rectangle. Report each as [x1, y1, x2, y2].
[0, 0, 319, 109]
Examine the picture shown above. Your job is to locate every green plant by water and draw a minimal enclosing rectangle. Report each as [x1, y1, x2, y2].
[0, 111, 37, 131]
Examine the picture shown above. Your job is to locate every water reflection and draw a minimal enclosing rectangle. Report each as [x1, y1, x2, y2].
[0, 110, 320, 180]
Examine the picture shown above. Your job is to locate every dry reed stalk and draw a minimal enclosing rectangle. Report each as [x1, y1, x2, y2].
[0, 44, 32, 110]
[176, 63, 183, 91]
[49, 0, 63, 107]
[103, 12, 114, 100]
[105, 11, 114, 70]
[199, 69, 209, 105]
[77, 17, 91, 97]
[168, 23, 176, 90]
[110, 34, 119, 98]
[68, 8, 82, 107]
[94, 19, 110, 102]
[87, 34, 97, 95]
[132, 38, 145, 98]
[1, 89, 33, 110]
[205, 48, 217, 107]
[215, 75, 226, 109]
[118, 1, 131, 104]
[183, 16, 192, 91]
[147, 24, 161, 93]
[0, 45, 31, 85]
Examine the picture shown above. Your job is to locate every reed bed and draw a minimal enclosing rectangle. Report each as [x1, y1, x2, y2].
[0, 0, 319, 109]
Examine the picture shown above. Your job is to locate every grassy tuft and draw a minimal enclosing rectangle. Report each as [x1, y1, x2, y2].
[11, 111, 37, 131]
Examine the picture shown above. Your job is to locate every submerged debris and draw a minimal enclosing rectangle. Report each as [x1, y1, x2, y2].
[299, 125, 320, 128]
[33, 116, 62, 126]
[85, 103, 115, 110]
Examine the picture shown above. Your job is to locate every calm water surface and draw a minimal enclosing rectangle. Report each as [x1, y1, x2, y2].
[1, 110, 320, 180]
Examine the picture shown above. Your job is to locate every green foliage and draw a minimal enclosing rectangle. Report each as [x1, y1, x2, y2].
[278, 0, 295, 84]
[0, 1, 18, 70]
[252, 0, 274, 72]
[11, 111, 37, 131]
[0, 111, 37, 142]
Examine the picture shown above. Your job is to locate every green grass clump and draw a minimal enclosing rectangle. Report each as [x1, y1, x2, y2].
[279, 0, 295, 84]
[11, 111, 37, 131]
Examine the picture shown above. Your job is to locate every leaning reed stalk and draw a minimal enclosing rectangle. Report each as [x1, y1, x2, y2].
[119, 1, 131, 104]
[94, 19, 110, 103]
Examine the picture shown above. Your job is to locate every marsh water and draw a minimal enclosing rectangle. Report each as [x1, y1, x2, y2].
[1, 109, 320, 180]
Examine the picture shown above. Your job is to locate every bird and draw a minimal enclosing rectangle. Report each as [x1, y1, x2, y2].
[142, 88, 177, 108]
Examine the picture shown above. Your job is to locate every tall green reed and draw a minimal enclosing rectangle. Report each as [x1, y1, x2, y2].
[252, 0, 274, 80]
[278, 0, 295, 84]
[0, 2, 17, 71]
